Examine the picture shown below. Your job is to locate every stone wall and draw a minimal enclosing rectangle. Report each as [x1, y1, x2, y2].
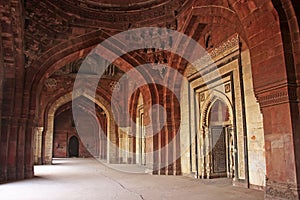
[180, 34, 266, 188]
[242, 50, 266, 188]
[53, 109, 98, 158]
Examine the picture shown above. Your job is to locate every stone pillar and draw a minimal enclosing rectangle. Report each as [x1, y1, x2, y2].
[204, 126, 211, 179]
[200, 127, 205, 179]
[24, 119, 35, 179]
[0, 0, 26, 183]
[128, 135, 134, 164]
[44, 115, 54, 164]
[34, 127, 43, 165]
[227, 126, 236, 179]
[247, 3, 300, 197]
[257, 86, 299, 199]
[107, 121, 118, 164]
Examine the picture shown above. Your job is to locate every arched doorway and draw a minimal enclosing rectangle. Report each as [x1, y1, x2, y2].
[198, 95, 235, 179]
[69, 136, 79, 157]
[208, 99, 234, 178]
[43, 93, 115, 164]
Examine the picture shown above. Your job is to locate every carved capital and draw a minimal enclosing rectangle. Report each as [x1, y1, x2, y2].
[257, 85, 298, 108]
[35, 127, 44, 136]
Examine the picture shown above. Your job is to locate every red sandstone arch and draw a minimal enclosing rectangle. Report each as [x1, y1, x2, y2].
[24, 30, 160, 124]
[25, 0, 299, 183]
[180, 1, 300, 198]
[1, 1, 298, 199]
[40, 91, 116, 164]
[39, 83, 119, 127]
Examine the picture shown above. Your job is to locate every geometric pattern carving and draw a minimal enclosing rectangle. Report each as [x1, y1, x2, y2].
[25, 0, 73, 68]
[211, 127, 227, 174]
[259, 91, 288, 106]
[210, 34, 239, 58]
[258, 86, 297, 108]
[225, 83, 231, 93]
[193, 34, 239, 67]
[24, 0, 186, 68]
[45, 78, 57, 88]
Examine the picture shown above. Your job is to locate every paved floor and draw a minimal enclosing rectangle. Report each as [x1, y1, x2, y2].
[0, 158, 264, 200]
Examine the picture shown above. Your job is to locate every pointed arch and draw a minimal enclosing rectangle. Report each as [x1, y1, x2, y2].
[42, 91, 114, 164]
[200, 90, 233, 127]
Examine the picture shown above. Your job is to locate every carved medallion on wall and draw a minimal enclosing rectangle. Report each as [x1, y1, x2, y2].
[200, 93, 206, 102]
[225, 83, 231, 93]
[45, 78, 58, 89]
[110, 81, 121, 92]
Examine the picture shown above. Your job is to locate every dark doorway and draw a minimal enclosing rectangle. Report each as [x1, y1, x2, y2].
[69, 136, 79, 157]
[211, 126, 227, 174]
[207, 99, 234, 178]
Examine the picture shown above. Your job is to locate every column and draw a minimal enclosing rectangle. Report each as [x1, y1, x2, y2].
[204, 126, 211, 179]
[257, 86, 299, 199]
[107, 119, 118, 164]
[34, 127, 43, 165]
[200, 127, 205, 179]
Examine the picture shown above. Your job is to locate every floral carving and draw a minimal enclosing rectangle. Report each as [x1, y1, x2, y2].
[24, 1, 72, 68]
[110, 81, 121, 92]
[193, 34, 239, 67]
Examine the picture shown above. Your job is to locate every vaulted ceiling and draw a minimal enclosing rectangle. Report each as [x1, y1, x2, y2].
[24, 0, 190, 69]
[57, 0, 176, 11]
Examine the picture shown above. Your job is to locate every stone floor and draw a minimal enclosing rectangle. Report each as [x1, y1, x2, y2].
[0, 158, 264, 200]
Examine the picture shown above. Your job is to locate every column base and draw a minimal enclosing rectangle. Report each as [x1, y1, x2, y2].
[265, 180, 300, 200]
[108, 157, 119, 164]
[7, 167, 17, 181]
[233, 178, 248, 188]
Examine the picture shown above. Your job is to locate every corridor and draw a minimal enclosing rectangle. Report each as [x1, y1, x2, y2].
[0, 158, 264, 200]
